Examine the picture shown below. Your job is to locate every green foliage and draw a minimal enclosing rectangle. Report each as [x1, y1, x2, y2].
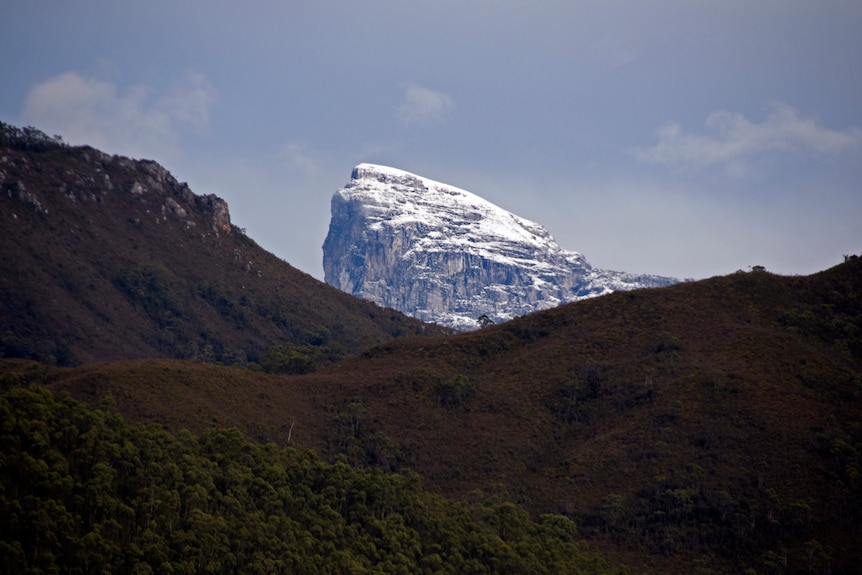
[0, 386, 627, 575]
[324, 400, 411, 472]
[579, 465, 848, 572]
[547, 362, 609, 424]
[261, 343, 345, 375]
[0, 122, 66, 151]
[0, 331, 73, 366]
[434, 373, 476, 409]
[113, 266, 182, 330]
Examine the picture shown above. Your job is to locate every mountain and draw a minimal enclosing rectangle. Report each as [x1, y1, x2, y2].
[323, 163, 678, 329]
[33, 258, 862, 574]
[0, 124, 447, 366]
[5, 122, 861, 572]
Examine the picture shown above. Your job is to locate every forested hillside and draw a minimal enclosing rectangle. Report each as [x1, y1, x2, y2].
[0, 385, 629, 575]
[28, 258, 862, 574]
[0, 123, 447, 366]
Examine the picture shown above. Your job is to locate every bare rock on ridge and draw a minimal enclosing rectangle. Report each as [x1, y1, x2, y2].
[323, 163, 677, 329]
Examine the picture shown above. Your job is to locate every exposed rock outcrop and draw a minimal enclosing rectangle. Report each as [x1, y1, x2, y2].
[323, 164, 677, 329]
[0, 123, 232, 237]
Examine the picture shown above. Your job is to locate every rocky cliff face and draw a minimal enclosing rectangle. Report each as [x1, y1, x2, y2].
[323, 164, 678, 329]
[0, 125, 233, 239]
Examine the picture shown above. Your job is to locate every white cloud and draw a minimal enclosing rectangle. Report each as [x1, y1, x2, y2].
[396, 82, 454, 126]
[279, 140, 323, 175]
[634, 102, 862, 177]
[20, 71, 215, 161]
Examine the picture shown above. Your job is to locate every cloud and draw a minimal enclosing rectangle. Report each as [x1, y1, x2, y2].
[20, 71, 215, 161]
[396, 82, 454, 126]
[634, 102, 862, 177]
[279, 140, 323, 175]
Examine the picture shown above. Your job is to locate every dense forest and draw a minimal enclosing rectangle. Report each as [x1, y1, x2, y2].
[0, 385, 631, 575]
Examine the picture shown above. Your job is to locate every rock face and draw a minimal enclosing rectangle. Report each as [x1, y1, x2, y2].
[323, 163, 677, 329]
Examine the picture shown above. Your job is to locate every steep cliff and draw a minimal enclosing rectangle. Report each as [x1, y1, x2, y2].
[323, 164, 677, 329]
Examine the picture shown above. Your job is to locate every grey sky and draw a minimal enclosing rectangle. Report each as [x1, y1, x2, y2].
[2, 1, 860, 280]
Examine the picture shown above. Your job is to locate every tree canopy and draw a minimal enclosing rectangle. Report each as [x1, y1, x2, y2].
[0, 385, 631, 575]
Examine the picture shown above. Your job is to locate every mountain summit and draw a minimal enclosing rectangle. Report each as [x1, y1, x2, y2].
[323, 163, 677, 329]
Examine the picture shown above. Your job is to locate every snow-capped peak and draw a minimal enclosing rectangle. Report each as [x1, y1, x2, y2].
[324, 164, 677, 330]
[342, 163, 586, 269]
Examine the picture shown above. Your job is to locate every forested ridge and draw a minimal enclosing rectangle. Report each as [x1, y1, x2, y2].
[0, 122, 448, 367]
[0, 385, 631, 575]
[4, 265, 861, 574]
[24, 259, 861, 574]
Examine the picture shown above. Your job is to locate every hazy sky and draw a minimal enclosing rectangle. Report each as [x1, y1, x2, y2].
[2, 1, 860, 280]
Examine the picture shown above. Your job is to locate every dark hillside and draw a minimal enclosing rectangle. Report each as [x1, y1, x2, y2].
[32, 258, 862, 573]
[0, 385, 631, 575]
[0, 123, 447, 365]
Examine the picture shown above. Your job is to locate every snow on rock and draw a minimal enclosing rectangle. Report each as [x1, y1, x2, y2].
[323, 163, 677, 329]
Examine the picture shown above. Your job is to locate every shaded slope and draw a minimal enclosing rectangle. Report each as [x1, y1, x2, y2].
[0, 385, 628, 575]
[33, 258, 862, 573]
[0, 124, 447, 365]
